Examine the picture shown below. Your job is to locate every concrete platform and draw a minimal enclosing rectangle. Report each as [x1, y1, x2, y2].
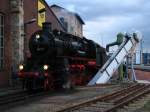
[136, 80, 150, 84]
[133, 65, 150, 71]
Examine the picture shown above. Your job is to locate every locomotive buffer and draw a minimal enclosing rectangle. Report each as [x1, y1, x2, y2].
[88, 33, 140, 85]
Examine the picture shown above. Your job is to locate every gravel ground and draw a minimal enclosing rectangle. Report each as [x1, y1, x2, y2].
[116, 93, 150, 112]
[135, 94, 150, 112]
[3, 85, 122, 112]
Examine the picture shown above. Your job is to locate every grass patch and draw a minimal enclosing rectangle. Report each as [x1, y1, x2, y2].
[142, 100, 150, 111]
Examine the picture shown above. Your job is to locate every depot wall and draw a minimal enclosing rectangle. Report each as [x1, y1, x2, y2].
[0, 0, 11, 87]
[0, 0, 64, 87]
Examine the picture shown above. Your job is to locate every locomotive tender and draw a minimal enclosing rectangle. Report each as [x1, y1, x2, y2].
[18, 22, 106, 90]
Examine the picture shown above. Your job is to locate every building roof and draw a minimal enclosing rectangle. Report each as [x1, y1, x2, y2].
[51, 4, 85, 24]
[74, 13, 85, 24]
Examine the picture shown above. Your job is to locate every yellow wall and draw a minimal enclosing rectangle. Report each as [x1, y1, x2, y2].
[38, 0, 46, 27]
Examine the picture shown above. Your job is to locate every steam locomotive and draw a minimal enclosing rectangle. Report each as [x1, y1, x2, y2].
[18, 22, 106, 90]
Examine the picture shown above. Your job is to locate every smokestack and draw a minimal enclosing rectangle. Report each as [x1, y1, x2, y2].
[42, 22, 52, 32]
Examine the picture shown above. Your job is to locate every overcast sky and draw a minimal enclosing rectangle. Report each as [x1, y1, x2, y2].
[46, 0, 150, 50]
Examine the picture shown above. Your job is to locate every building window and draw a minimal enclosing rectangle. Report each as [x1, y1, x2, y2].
[70, 26, 74, 33]
[60, 17, 64, 23]
[60, 17, 68, 31]
[0, 13, 4, 69]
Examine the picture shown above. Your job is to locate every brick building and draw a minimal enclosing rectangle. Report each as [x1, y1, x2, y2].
[51, 5, 85, 37]
[0, 0, 11, 87]
[0, 0, 65, 87]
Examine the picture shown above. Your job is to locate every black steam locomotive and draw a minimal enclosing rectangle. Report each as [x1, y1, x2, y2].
[18, 22, 106, 90]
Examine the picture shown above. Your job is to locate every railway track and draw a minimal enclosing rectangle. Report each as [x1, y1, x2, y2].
[1, 84, 125, 112]
[0, 84, 115, 107]
[0, 90, 28, 105]
[57, 84, 150, 112]
[0, 89, 49, 109]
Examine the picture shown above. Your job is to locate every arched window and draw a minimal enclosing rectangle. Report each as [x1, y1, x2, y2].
[0, 13, 4, 69]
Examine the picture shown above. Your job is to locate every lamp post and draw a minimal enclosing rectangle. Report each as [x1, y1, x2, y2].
[140, 38, 143, 65]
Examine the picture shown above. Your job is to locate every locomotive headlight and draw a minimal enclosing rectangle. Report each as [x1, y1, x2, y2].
[19, 64, 24, 70]
[36, 34, 40, 39]
[43, 65, 49, 70]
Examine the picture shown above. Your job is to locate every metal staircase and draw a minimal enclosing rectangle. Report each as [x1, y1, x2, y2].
[88, 33, 140, 85]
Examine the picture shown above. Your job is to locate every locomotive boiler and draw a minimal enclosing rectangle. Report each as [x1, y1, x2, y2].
[18, 22, 106, 90]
